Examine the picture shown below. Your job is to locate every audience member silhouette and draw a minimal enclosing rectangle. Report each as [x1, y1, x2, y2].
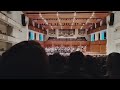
[0, 55, 2, 63]
[106, 52, 120, 79]
[1, 41, 120, 79]
[68, 51, 84, 72]
[0, 40, 49, 79]
[84, 55, 104, 79]
[49, 53, 65, 73]
[58, 51, 92, 79]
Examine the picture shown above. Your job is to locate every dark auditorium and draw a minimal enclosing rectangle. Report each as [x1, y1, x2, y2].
[0, 11, 120, 79]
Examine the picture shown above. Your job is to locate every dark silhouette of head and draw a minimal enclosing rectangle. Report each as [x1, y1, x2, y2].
[0, 55, 1, 59]
[68, 51, 84, 71]
[106, 52, 120, 79]
[0, 55, 2, 63]
[49, 53, 65, 72]
[1, 40, 48, 78]
[84, 55, 98, 75]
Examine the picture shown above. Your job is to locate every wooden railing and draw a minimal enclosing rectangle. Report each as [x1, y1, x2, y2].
[28, 25, 43, 33]
[43, 40, 106, 54]
[88, 40, 107, 53]
[28, 25, 47, 35]
[87, 25, 107, 34]
[44, 41, 90, 47]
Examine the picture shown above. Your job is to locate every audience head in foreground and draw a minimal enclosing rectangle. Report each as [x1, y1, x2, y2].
[106, 52, 120, 79]
[68, 51, 84, 71]
[1, 40, 120, 79]
[0, 40, 48, 79]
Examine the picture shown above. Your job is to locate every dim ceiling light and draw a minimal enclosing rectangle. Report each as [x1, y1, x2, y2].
[74, 12, 76, 16]
[44, 20, 48, 25]
[91, 12, 95, 17]
[57, 13, 58, 16]
[80, 26, 83, 29]
[39, 12, 49, 25]
[56, 12, 62, 30]
[39, 13, 42, 18]
[51, 26, 53, 29]
[90, 16, 92, 19]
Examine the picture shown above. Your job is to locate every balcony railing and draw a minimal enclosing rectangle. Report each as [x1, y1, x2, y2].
[87, 25, 107, 34]
[0, 33, 23, 43]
